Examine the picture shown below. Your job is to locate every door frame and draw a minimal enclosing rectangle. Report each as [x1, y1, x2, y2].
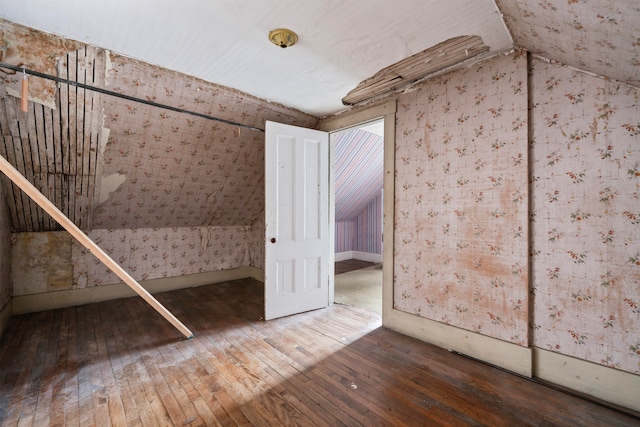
[318, 100, 396, 319]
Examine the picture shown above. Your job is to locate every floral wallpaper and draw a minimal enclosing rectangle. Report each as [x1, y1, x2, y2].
[93, 53, 317, 230]
[249, 212, 265, 270]
[393, 51, 530, 346]
[0, 20, 320, 293]
[495, 0, 640, 88]
[530, 57, 640, 374]
[72, 226, 253, 287]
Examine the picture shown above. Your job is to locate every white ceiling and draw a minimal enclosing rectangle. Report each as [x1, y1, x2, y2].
[0, 0, 513, 116]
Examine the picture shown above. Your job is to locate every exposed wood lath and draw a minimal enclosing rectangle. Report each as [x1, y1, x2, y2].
[342, 35, 490, 106]
[0, 46, 106, 232]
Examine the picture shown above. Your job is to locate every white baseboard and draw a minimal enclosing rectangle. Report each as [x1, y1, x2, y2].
[247, 266, 264, 282]
[383, 308, 532, 378]
[335, 251, 383, 263]
[12, 267, 258, 314]
[335, 251, 353, 261]
[534, 348, 640, 413]
[0, 299, 12, 339]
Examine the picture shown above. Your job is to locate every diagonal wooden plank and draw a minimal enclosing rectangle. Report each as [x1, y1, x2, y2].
[0, 154, 194, 339]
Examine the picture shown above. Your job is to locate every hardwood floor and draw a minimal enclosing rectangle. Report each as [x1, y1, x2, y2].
[334, 259, 377, 275]
[334, 261, 382, 315]
[1, 279, 639, 426]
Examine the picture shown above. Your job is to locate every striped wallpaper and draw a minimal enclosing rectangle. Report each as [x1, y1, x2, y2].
[335, 191, 383, 254]
[335, 128, 384, 222]
[334, 127, 384, 255]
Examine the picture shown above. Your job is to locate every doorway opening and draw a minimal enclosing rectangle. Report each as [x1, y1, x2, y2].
[331, 119, 384, 315]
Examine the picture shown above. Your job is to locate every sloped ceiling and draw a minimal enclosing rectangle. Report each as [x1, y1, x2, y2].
[0, 0, 513, 116]
[0, 1, 639, 233]
[335, 127, 384, 223]
[495, 0, 640, 88]
[0, 24, 317, 232]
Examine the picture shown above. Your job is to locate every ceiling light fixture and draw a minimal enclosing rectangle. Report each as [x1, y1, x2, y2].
[269, 28, 298, 48]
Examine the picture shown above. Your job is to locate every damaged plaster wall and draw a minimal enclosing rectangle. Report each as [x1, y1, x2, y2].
[1, 19, 317, 298]
[0, 19, 81, 108]
[0, 27, 108, 232]
[11, 232, 72, 295]
[92, 51, 317, 230]
[11, 226, 253, 293]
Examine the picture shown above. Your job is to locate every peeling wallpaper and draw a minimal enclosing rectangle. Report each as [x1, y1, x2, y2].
[0, 20, 318, 233]
[530, 57, 640, 374]
[0, 19, 81, 108]
[393, 51, 530, 346]
[0, 20, 314, 291]
[496, 0, 640, 88]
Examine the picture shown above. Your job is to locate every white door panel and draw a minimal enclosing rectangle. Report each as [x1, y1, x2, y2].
[265, 121, 329, 320]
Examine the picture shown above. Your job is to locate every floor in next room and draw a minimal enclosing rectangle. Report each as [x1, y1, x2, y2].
[334, 259, 382, 315]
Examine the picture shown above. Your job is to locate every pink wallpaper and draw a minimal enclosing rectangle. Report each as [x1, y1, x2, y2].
[393, 51, 530, 345]
[72, 226, 253, 287]
[530, 57, 640, 374]
[250, 212, 265, 270]
[93, 54, 317, 230]
[495, 0, 640, 89]
[71, 53, 316, 285]
[0, 20, 312, 285]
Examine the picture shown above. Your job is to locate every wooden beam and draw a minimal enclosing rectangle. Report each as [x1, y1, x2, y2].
[0, 154, 194, 339]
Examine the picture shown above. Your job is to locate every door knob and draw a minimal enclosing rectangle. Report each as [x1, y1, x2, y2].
[270, 237, 276, 243]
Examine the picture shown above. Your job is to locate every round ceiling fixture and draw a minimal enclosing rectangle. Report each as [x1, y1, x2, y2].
[269, 28, 298, 48]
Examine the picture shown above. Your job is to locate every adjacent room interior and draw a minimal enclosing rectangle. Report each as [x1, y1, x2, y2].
[333, 119, 384, 315]
[0, 1, 639, 425]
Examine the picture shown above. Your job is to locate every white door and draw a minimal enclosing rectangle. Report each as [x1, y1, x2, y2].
[264, 121, 330, 320]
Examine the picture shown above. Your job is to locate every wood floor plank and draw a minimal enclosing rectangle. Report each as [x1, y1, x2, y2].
[76, 306, 97, 427]
[0, 313, 31, 423]
[174, 342, 246, 426]
[92, 303, 127, 426]
[335, 259, 377, 275]
[98, 302, 143, 427]
[48, 308, 71, 427]
[109, 298, 167, 427]
[4, 313, 47, 426]
[121, 299, 175, 427]
[207, 326, 332, 427]
[1, 279, 639, 427]
[30, 310, 62, 427]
